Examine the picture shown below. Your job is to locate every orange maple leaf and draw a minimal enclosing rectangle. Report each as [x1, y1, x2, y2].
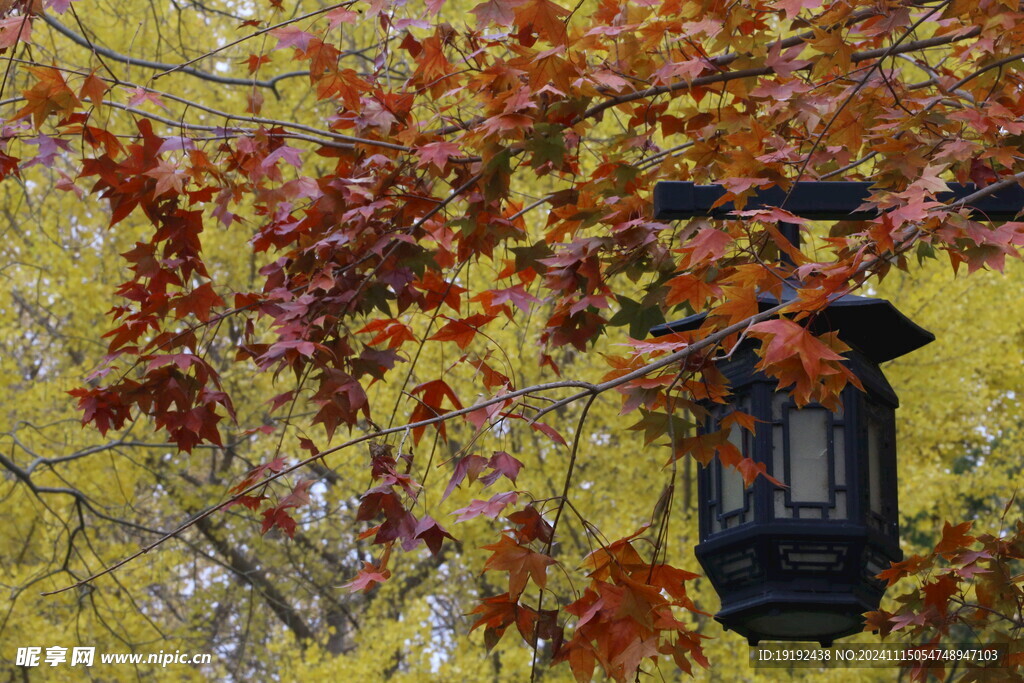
[482, 534, 556, 599]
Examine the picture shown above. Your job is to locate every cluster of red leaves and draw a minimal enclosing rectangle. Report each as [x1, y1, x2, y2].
[470, 515, 709, 681]
[748, 319, 861, 410]
[553, 527, 708, 681]
[220, 456, 317, 538]
[866, 519, 1024, 681]
[354, 443, 454, 557]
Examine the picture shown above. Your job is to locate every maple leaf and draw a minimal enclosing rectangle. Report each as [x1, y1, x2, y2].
[245, 53, 271, 74]
[764, 41, 812, 78]
[876, 554, 932, 586]
[969, 158, 1000, 187]
[441, 454, 490, 501]
[773, 0, 822, 19]
[261, 506, 298, 537]
[278, 479, 314, 510]
[954, 563, 991, 580]
[922, 575, 959, 615]
[415, 271, 468, 313]
[889, 610, 928, 632]
[357, 318, 417, 350]
[265, 391, 295, 414]
[935, 521, 975, 559]
[471, 0, 523, 27]
[684, 228, 733, 265]
[480, 451, 523, 486]
[159, 136, 197, 155]
[863, 610, 895, 637]
[78, 73, 107, 108]
[514, 0, 570, 45]
[220, 495, 268, 511]
[408, 379, 463, 444]
[0, 16, 31, 50]
[475, 285, 542, 316]
[270, 26, 315, 51]
[145, 158, 188, 196]
[230, 457, 288, 495]
[246, 90, 264, 115]
[126, 87, 168, 109]
[46, 0, 80, 13]
[530, 420, 567, 446]
[452, 491, 518, 522]
[663, 273, 721, 309]
[343, 561, 392, 592]
[16, 66, 81, 128]
[613, 634, 660, 679]
[21, 134, 73, 169]
[325, 7, 359, 28]
[412, 515, 456, 555]
[749, 318, 846, 381]
[469, 593, 519, 651]
[669, 430, 735, 467]
[260, 145, 302, 170]
[416, 141, 461, 171]
[464, 357, 512, 391]
[172, 282, 225, 322]
[734, 457, 786, 488]
[507, 505, 554, 544]
[428, 314, 496, 349]
[482, 534, 556, 599]
[719, 410, 757, 434]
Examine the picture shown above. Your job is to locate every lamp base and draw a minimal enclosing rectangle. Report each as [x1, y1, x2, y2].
[716, 593, 869, 647]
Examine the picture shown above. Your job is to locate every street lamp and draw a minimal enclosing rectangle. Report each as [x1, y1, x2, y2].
[650, 181, 1024, 646]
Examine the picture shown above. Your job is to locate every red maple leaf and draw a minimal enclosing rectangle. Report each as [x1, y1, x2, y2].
[922, 575, 959, 615]
[935, 521, 976, 559]
[260, 506, 297, 537]
[482, 534, 556, 599]
[749, 318, 846, 380]
[270, 26, 315, 51]
[513, 0, 569, 45]
[343, 561, 392, 592]
[172, 282, 225, 322]
[408, 379, 463, 444]
[441, 454, 490, 501]
[684, 228, 733, 265]
[452, 491, 519, 522]
[428, 314, 496, 349]
[468, 593, 520, 651]
[507, 505, 554, 544]
[145, 158, 187, 196]
[471, 0, 521, 26]
[412, 515, 456, 555]
[480, 451, 524, 486]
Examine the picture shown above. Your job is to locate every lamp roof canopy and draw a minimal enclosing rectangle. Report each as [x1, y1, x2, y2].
[648, 281, 934, 364]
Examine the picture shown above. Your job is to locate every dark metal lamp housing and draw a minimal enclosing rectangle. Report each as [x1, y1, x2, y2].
[650, 285, 933, 646]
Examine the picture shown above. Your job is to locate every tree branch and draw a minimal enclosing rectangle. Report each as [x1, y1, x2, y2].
[41, 14, 310, 89]
[575, 26, 982, 124]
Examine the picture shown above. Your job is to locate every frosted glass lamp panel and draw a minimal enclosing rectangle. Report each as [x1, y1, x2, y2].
[773, 422, 787, 518]
[833, 425, 847, 518]
[720, 423, 746, 515]
[789, 407, 830, 504]
[867, 417, 883, 516]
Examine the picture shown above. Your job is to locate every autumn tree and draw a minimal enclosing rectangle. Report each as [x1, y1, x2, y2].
[1, 0, 1023, 679]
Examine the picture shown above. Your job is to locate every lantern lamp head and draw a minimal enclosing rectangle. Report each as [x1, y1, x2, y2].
[647, 178, 1024, 644]
[650, 282, 933, 646]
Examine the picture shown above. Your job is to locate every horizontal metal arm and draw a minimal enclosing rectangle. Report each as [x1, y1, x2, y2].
[654, 181, 1024, 221]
